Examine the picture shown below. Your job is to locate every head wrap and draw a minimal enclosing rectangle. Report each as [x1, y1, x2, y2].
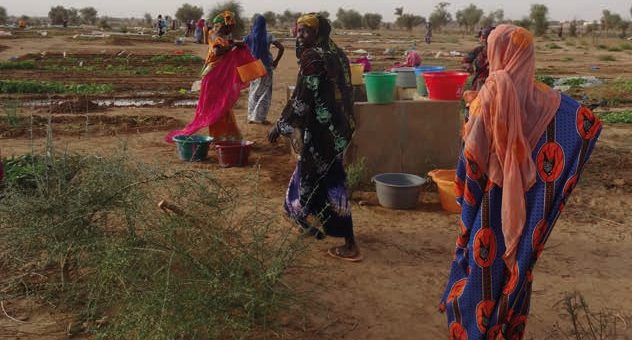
[246, 15, 271, 68]
[213, 11, 236, 26]
[297, 14, 319, 31]
[464, 24, 561, 268]
[477, 26, 496, 39]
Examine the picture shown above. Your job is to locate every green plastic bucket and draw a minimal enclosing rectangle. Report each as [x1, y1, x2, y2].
[364, 72, 397, 104]
[172, 135, 214, 162]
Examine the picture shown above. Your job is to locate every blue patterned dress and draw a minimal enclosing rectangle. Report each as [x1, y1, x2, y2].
[440, 94, 602, 339]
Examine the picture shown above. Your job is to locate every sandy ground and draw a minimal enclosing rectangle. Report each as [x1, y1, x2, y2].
[1, 30, 631, 339]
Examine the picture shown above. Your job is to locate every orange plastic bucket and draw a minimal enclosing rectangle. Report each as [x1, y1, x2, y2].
[428, 169, 461, 214]
[237, 59, 267, 83]
[423, 71, 469, 100]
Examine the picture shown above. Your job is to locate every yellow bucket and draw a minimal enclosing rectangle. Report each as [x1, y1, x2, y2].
[350, 63, 364, 85]
[428, 169, 461, 214]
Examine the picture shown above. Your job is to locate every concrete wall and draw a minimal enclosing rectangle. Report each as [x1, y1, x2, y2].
[346, 100, 462, 182]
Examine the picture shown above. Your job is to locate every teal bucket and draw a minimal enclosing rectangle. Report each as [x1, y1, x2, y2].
[364, 72, 398, 104]
[172, 135, 214, 162]
[414, 66, 446, 96]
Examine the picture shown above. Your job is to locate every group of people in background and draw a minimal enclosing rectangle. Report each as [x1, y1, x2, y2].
[163, 10, 601, 338]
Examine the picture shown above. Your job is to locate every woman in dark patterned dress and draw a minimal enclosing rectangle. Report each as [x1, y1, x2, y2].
[268, 13, 361, 262]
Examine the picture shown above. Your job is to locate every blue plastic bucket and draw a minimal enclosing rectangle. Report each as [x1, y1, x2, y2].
[414, 65, 446, 96]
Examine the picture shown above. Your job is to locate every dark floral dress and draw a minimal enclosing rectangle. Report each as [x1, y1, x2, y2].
[463, 45, 489, 91]
[277, 38, 355, 239]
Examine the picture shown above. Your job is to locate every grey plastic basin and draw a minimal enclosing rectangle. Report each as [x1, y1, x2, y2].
[372, 173, 426, 209]
[392, 67, 417, 88]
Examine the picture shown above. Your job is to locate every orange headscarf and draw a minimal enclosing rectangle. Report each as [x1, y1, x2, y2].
[464, 24, 561, 267]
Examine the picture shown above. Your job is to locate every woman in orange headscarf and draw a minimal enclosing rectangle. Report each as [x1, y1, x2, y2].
[440, 25, 601, 339]
[166, 11, 258, 143]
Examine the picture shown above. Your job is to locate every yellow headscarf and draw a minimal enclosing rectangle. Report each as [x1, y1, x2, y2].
[297, 14, 319, 31]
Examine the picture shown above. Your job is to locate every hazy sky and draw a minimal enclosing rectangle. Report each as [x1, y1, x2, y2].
[2, 0, 631, 22]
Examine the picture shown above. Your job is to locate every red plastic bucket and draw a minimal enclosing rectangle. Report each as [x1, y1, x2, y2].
[423, 71, 469, 100]
[215, 141, 254, 167]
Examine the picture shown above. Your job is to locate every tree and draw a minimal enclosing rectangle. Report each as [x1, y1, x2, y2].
[99, 17, 111, 30]
[143, 13, 152, 27]
[262, 11, 277, 27]
[601, 10, 622, 33]
[80, 7, 98, 25]
[394, 7, 404, 17]
[529, 4, 549, 36]
[514, 17, 532, 29]
[277, 9, 301, 27]
[208, 1, 245, 37]
[67, 8, 80, 25]
[0, 6, 7, 25]
[620, 21, 630, 38]
[318, 11, 330, 20]
[569, 20, 578, 37]
[480, 9, 503, 27]
[49, 6, 68, 25]
[175, 4, 203, 24]
[363, 13, 382, 30]
[396, 14, 425, 31]
[336, 8, 363, 29]
[429, 2, 453, 31]
[455, 4, 483, 34]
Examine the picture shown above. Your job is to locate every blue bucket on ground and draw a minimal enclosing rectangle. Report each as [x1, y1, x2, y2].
[172, 135, 214, 161]
[415, 65, 446, 96]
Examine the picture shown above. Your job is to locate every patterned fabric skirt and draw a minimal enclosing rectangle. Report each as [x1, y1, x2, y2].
[284, 158, 353, 239]
[247, 71, 273, 122]
[440, 95, 602, 339]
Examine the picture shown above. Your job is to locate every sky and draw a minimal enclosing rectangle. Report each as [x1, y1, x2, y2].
[2, 0, 631, 22]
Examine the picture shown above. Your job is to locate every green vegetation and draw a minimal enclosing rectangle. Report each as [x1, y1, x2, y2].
[150, 54, 203, 63]
[596, 44, 609, 49]
[562, 57, 574, 62]
[536, 74, 555, 87]
[0, 145, 302, 338]
[0, 61, 36, 70]
[620, 43, 632, 50]
[346, 157, 367, 195]
[155, 65, 188, 75]
[546, 42, 562, 49]
[2, 100, 21, 128]
[0, 80, 113, 94]
[558, 77, 587, 87]
[598, 110, 632, 124]
[598, 55, 616, 62]
[580, 78, 632, 106]
[607, 47, 622, 52]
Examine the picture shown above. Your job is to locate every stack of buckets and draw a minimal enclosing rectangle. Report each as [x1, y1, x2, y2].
[359, 65, 469, 103]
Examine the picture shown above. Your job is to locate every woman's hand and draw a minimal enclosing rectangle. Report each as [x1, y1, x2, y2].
[268, 125, 281, 143]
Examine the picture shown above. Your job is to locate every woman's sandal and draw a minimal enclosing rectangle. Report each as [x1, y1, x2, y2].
[327, 246, 363, 262]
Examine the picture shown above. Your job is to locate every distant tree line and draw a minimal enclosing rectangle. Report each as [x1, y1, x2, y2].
[3, 1, 631, 39]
